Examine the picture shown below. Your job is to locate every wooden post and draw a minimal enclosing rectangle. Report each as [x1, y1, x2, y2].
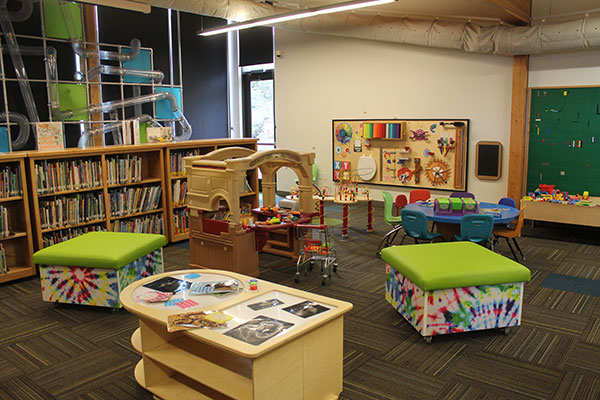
[507, 55, 529, 206]
[84, 5, 104, 147]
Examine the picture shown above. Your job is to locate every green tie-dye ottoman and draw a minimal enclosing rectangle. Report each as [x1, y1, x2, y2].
[34, 232, 166, 308]
[381, 242, 530, 343]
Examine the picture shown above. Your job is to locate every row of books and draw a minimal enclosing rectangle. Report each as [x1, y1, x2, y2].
[0, 165, 22, 198]
[39, 193, 105, 230]
[0, 244, 6, 274]
[109, 185, 162, 217]
[122, 120, 173, 146]
[42, 225, 106, 247]
[35, 159, 102, 195]
[111, 214, 164, 234]
[0, 205, 10, 238]
[172, 208, 189, 235]
[170, 149, 202, 175]
[172, 179, 188, 206]
[106, 155, 143, 185]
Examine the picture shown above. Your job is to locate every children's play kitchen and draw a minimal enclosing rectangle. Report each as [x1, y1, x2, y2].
[185, 148, 318, 275]
[120, 269, 352, 399]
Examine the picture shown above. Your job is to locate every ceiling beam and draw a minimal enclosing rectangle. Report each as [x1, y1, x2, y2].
[488, 0, 530, 25]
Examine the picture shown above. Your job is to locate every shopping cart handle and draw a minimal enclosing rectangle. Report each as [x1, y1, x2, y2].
[294, 224, 327, 229]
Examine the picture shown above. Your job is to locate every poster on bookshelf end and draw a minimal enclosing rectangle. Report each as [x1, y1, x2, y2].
[147, 127, 173, 143]
[36, 122, 64, 151]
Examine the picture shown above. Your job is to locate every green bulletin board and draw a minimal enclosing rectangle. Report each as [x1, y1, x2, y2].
[527, 87, 600, 196]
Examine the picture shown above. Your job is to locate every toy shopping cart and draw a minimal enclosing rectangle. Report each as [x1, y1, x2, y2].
[295, 224, 338, 286]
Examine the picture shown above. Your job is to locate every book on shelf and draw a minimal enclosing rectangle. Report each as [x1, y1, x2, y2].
[147, 127, 173, 143]
[36, 122, 64, 151]
[0, 127, 9, 153]
[0, 205, 9, 238]
[0, 165, 22, 198]
[172, 180, 181, 205]
[121, 121, 132, 145]
[132, 119, 141, 145]
[0, 243, 6, 274]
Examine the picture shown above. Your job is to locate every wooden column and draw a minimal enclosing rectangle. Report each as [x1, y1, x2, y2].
[507, 55, 529, 206]
[84, 5, 103, 147]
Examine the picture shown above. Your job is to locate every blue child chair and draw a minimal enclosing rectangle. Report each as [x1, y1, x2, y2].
[455, 214, 495, 248]
[498, 197, 517, 208]
[450, 191, 475, 199]
[400, 209, 443, 244]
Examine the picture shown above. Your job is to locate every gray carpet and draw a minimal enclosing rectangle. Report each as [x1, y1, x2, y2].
[0, 202, 599, 399]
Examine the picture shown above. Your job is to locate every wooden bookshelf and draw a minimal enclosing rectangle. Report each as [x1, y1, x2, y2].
[27, 145, 167, 250]
[0, 153, 35, 284]
[28, 148, 109, 250]
[104, 145, 166, 235]
[163, 139, 258, 242]
[2, 139, 258, 261]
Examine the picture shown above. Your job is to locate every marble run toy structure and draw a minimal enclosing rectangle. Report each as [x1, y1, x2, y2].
[434, 197, 478, 216]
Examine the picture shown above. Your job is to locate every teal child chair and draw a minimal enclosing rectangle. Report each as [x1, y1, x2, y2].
[376, 191, 403, 256]
[455, 214, 494, 248]
[400, 209, 443, 244]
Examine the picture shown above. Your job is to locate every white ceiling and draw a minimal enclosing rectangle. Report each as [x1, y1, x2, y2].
[284, 0, 600, 25]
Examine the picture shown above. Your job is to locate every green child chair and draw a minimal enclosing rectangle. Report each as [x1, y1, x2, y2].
[376, 191, 403, 257]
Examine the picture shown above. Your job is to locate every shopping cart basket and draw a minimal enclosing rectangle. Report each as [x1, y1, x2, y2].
[294, 224, 338, 286]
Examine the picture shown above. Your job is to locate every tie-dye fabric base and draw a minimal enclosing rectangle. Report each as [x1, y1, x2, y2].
[40, 249, 164, 308]
[385, 264, 524, 337]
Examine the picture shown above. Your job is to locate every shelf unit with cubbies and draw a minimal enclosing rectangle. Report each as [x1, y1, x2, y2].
[28, 148, 108, 251]
[163, 139, 258, 242]
[27, 145, 167, 251]
[103, 145, 166, 236]
[0, 153, 35, 284]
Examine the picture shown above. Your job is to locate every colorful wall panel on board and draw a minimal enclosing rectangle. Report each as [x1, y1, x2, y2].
[332, 119, 469, 191]
[527, 87, 600, 196]
[155, 87, 182, 119]
[43, 0, 83, 40]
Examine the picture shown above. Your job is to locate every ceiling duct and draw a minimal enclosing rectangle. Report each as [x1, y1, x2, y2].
[150, 0, 600, 55]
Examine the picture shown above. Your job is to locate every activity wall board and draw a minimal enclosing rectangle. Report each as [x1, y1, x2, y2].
[332, 119, 469, 191]
[527, 87, 600, 195]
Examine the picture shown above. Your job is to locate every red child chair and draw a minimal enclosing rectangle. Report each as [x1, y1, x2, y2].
[409, 189, 431, 203]
[394, 194, 408, 216]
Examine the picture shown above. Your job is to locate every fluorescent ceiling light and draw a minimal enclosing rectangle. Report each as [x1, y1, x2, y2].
[198, 0, 397, 36]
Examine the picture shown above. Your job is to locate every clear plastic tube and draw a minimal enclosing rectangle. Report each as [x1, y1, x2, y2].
[8, 0, 32, 22]
[84, 64, 164, 83]
[0, 112, 29, 150]
[59, 1, 141, 62]
[44, 46, 74, 120]
[0, 0, 40, 128]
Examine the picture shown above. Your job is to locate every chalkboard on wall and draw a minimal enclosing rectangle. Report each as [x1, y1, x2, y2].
[475, 141, 502, 180]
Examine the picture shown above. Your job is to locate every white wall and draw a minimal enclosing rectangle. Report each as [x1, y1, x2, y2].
[529, 49, 600, 87]
[273, 30, 514, 203]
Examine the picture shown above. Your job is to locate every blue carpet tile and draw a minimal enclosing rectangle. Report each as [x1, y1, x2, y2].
[540, 273, 600, 297]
